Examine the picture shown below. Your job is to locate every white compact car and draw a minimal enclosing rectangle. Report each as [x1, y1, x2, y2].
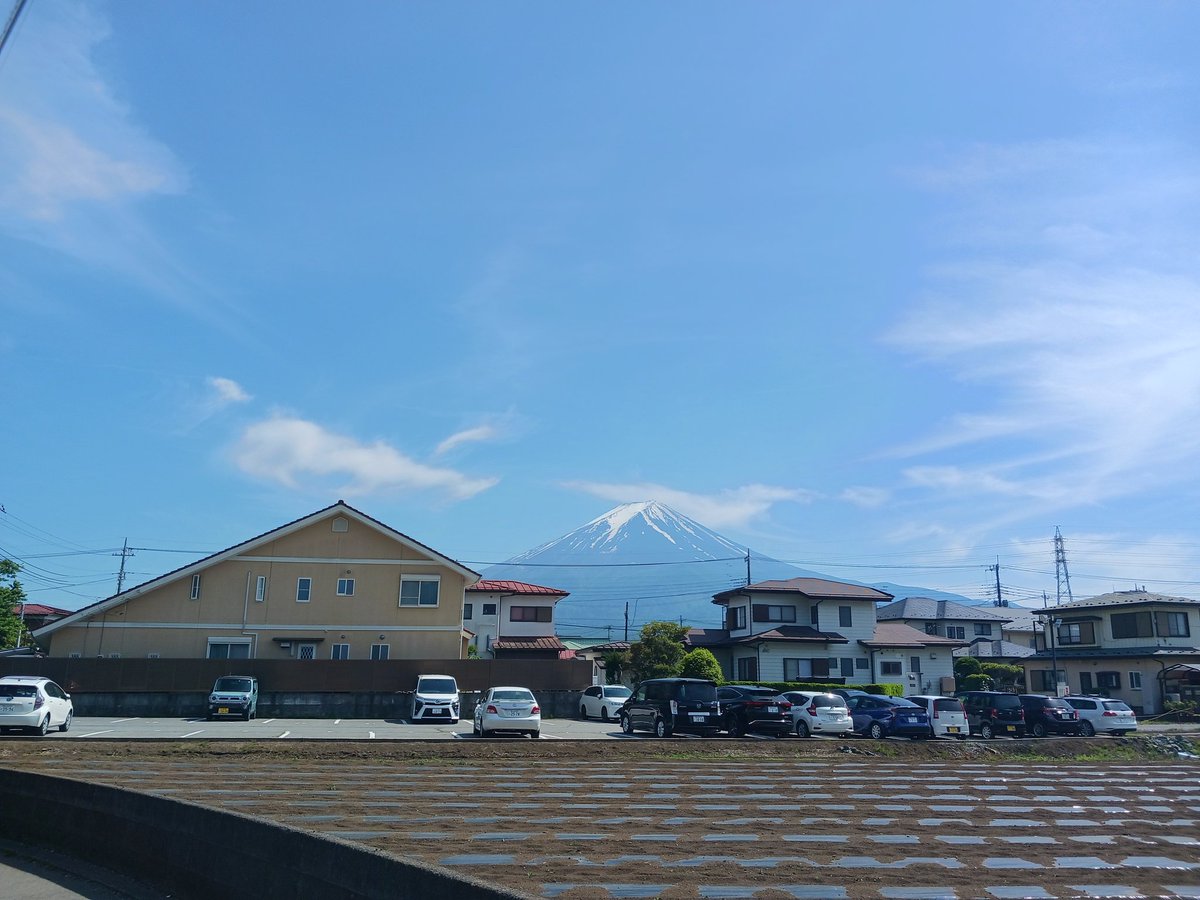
[411, 674, 460, 723]
[781, 691, 853, 738]
[906, 694, 969, 740]
[579, 684, 632, 721]
[473, 686, 540, 738]
[1063, 696, 1138, 736]
[0, 675, 73, 736]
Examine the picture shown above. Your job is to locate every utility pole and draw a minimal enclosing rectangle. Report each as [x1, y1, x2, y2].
[745, 548, 751, 586]
[114, 538, 134, 594]
[989, 558, 1006, 607]
[624, 601, 629, 643]
[0, 0, 30, 63]
[1053, 526, 1074, 605]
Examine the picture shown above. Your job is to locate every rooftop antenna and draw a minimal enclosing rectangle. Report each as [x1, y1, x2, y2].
[1053, 526, 1074, 605]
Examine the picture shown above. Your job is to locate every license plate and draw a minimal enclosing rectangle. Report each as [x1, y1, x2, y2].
[690, 714, 706, 722]
[218, 707, 230, 714]
[947, 726, 960, 733]
[1006, 725, 1015, 731]
[501, 709, 522, 717]
[767, 706, 778, 713]
[431, 707, 446, 714]
[0, 705, 13, 713]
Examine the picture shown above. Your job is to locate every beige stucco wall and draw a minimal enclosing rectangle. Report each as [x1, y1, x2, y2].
[46, 512, 468, 661]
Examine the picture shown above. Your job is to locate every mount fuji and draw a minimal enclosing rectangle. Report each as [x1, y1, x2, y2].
[481, 501, 975, 638]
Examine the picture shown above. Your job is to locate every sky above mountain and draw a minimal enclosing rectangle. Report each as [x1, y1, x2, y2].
[4, 3, 1200, 613]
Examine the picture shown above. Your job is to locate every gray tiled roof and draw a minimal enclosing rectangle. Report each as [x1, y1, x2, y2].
[952, 639, 1036, 659]
[1047, 589, 1200, 612]
[876, 596, 1014, 623]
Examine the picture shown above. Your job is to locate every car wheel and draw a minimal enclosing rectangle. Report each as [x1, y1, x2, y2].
[243, 709, 252, 721]
[600, 707, 610, 722]
[59, 711, 72, 733]
[1032, 722, 1047, 738]
[794, 719, 810, 738]
[472, 720, 480, 736]
[725, 713, 745, 738]
[620, 713, 634, 735]
[1112, 730, 1125, 737]
[37, 716, 50, 737]
[579, 704, 588, 720]
[868, 722, 885, 740]
[654, 717, 672, 738]
[1080, 721, 1095, 737]
[980, 722, 995, 740]
[956, 734, 968, 741]
[529, 730, 540, 739]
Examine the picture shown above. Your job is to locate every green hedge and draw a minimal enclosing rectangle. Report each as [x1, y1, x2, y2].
[725, 681, 903, 696]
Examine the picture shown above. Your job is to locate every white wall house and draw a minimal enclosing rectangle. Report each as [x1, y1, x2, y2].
[1021, 589, 1200, 714]
[463, 580, 568, 660]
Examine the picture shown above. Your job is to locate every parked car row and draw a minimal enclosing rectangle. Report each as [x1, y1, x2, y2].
[612, 679, 1139, 741]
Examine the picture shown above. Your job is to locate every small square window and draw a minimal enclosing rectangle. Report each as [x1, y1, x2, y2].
[880, 660, 902, 676]
[1129, 671, 1142, 689]
[371, 643, 390, 660]
[337, 577, 355, 596]
[463, 603, 474, 620]
[331, 643, 350, 660]
[482, 603, 497, 616]
[839, 606, 852, 628]
[855, 658, 868, 670]
[399, 575, 439, 607]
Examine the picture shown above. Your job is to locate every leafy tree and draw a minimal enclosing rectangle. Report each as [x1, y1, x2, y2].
[628, 621, 688, 683]
[601, 650, 629, 684]
[980, 662, 1022, 691]
[679, 647, 723, 683]
[960, 673, 993, 692]
[0, 559, 31, 650]
[953, 655, 982, 680]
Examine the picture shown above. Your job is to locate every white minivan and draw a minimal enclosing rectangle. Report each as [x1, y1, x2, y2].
[412, 674, 460, 723]
[906, 694, 969, 740]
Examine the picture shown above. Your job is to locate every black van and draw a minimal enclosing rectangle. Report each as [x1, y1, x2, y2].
[960, 690, 1026, 739]
[619, 677, 721, 738]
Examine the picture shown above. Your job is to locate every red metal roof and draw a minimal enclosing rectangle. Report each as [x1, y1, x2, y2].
[490, 637, 567, 651]
[468, 580, 569, 596]
[13, 604, 71, 617]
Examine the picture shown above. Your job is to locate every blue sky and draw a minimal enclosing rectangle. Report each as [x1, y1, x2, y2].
[3, 2, 1200, 614]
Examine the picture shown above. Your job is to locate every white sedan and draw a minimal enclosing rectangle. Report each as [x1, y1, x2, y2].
[579, 684, 632, 721]
[473, 686, 541, 738]
[782, 690, 853, 738]
[0, 675, 74, 736]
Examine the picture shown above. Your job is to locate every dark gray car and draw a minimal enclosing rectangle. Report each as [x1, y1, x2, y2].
[619, 678, 720, 737]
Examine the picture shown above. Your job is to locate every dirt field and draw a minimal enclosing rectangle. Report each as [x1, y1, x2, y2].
[3, 736, 1199, 899]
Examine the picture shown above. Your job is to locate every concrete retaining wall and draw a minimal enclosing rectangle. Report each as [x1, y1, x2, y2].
[69, 688, 585, 719]
[0, 768, 526, 900]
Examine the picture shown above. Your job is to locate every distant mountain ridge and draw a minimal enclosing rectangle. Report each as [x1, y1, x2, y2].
[483, 501, 978, 636]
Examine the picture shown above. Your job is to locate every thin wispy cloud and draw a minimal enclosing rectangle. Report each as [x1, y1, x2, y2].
[207, 376, 251, 407]
[0, 2, 190, 292]
[888, 138, 1200, 520]
[231, 416, 498, 500]
[563, 480, 814, 528]
[840, 486, 890, 509]
[435, 424, 501, 456]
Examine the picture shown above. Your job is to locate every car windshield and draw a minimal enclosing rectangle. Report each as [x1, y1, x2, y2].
[1043, 698, 1072, 709]
[885, 697, 921, 707]
[214, 678, 253, 692]
[492, 689, 534, 701]
[933, 698, 964, 712]
[813, 696, 844, 709]
[0, 685, 37, 698]
[678, 682, 717, 702]
[604, 687, 631, 699]
[742, 688, 782, 699]
[991, 694, 1021, 709]
[418, 678, 457, 694]
[1103, 701, 1133, 712]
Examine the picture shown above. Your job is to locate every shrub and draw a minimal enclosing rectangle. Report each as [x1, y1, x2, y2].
[960, 673, 993, 692]
[679, 648, 723, 683]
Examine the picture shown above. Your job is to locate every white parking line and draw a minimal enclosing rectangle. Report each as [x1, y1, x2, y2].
[109, 717, 138, 724]
[539, 732, 563, 740]
[278, 731, 290, 738]
[76, 730, 113, 737]
[451, 732, 465, 740]
[181, 730, 204, 738]
[368, 731, 375, 739]
[260, 718, 276, 724]
[334, 719, 341, 725]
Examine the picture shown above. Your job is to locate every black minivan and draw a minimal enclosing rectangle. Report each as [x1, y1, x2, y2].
[960, 690, 1026, 739]
[619, 678, 721, 738]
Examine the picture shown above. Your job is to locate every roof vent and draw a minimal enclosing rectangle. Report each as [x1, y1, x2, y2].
[332, 517, 348, 533]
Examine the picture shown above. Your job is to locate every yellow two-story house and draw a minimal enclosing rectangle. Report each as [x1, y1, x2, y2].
[35, 501, 480, 661]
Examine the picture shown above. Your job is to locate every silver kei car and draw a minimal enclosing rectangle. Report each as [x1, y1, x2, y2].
[473, 686, 541, 738]
[0, 675, 73, 736]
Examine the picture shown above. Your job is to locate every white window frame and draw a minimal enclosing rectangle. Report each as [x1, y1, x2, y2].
[331, 643, 350, 660]
[190, 574, 201, 600]
[880, 660, 903, 676]
[296, 577, 312, 603]
[399, 574, 440, 608]
[1129, 671, 1143, 690]
[337, 577, 355, 597]
[206, 638, 253, 659]
[370, 643, 390, 660]
[256, 575, 267, 602]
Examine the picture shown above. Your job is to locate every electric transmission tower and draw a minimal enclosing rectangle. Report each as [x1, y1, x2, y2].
[1053, 526, 1074, 605]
